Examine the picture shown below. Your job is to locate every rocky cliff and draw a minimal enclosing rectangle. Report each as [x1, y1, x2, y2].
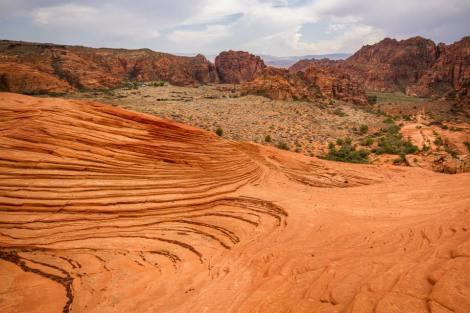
[241, 66, 367, 104]
[215, 50, 266, 83]
[0, 40, 218, 93]
[407, 37, 470, 107]
[290, 36, 470, 105]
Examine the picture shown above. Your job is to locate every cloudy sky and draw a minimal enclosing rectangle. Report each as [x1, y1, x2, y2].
[0, 0, 469, 56]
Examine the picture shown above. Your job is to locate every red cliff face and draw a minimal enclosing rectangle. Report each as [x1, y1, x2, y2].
[407, 37, 470, 107]
[289, 58, 341, 74]
[241, 66, 367, 104]
[215, 50, 266, 83]
[0, 41, 219, 93]
[289, 36, 469, 107]
[342, 37, 438, 92]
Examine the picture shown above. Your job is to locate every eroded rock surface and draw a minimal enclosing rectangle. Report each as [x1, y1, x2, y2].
[0, 40, 218, 93]
[241, 66, 367, 104]
[1, 93, 469, 313]
[215, 50, 266, 83]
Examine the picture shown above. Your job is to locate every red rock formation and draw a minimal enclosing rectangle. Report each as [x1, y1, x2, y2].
[215, 50, 266, 83]
[289, 58, 340, 74]
[241, 67, 318, 101]
[342, 36, 438, 92]
[0, 40, 219, 93]
[407, 37, 470, 106]
[303, 66, 368, 105]
[241, 66, 367, 104]
[290, 36, 470, 108]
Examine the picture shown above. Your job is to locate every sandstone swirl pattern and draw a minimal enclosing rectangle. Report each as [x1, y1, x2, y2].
[1, 93, 470, 313]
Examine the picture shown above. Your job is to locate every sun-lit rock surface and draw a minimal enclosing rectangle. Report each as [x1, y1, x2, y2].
[1, 93, 470, 313]
[0, 40, 218, 93]
[241, 66, 367, 104]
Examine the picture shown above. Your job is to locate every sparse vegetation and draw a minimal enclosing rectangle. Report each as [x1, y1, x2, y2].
[445, 145, 458, 158]
[372, 124, 418, 155]
[215, 127, 223, 136]
[366, 91, 427, 104]
[359, 124, 369, 134]
[276, 142, 290, 150]
[361, 137, 374, 146]
[123, 80, 139, 90]
[367, 94, 377, 104]
[333, 107, 347, 117]
[149, 80, 166, 87]
[322, 138, 369, 164]
[265, 135, 272, 143]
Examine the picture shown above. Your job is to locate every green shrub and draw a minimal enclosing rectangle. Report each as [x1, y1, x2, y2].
[215, 127, 223, 136]
[150, 80, 165, 87]
[393, 153, 406, 165]
[322, 139, 369, 164]
[359, 124, 369, 134]
[265, 135, 272, 143]
[433, 136, 443, 146]
[445, 146, 458, 158]
[373, 125, 418, 156]
[361, 137, 374, 146]
[367, 95, 377, 104]
[277, 142, 290, 150]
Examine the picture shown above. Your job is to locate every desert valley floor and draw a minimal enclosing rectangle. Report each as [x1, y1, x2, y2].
[0, 92, 469, 313]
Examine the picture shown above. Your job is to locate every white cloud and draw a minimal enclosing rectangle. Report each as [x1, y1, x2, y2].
[1, 0, 468, 56]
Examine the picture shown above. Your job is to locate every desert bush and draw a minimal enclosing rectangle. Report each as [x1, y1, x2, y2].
[372, 124, 418, 155]
[393, 153, 406, 165]
[359, 124, 369, 134]
[123, 80, 139, 90]
[322, 139, 369, 164]
[361, 137, 374, 146]
[367, 95, 377, 104]
[445, 145, 458, 158]
[265, 135, 272, 143]
[150, 80, 165, 87]
[276, 142, 290, 150]
[433, 136, 443, 146]
[215, 127, 223, 136]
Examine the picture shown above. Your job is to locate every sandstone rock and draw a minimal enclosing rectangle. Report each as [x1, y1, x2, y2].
[289, 58, 340, 74]
[0, 40, 219, 93]
[303, 66, 368, 105]
[290, 36, 469, 109]
[242, 66, 367, 104]
[215, 50, 266, 83]
[342, 36, 438, 92]
[240, 67, 320, 101]
[406, 37, 470, 109]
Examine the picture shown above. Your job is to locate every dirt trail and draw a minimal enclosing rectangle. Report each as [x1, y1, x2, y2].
[1, 93, 469, 313]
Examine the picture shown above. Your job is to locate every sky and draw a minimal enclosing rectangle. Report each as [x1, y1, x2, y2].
[0, 0, 469, 57]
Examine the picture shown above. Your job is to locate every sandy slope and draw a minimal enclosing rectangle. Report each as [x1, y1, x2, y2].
[0, 93, 469, 313]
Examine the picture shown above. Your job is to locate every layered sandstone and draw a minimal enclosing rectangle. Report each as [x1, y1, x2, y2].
[215, 50, 266, 83]
[1, 93, 470, 313]
[0, 40, 218, 93]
